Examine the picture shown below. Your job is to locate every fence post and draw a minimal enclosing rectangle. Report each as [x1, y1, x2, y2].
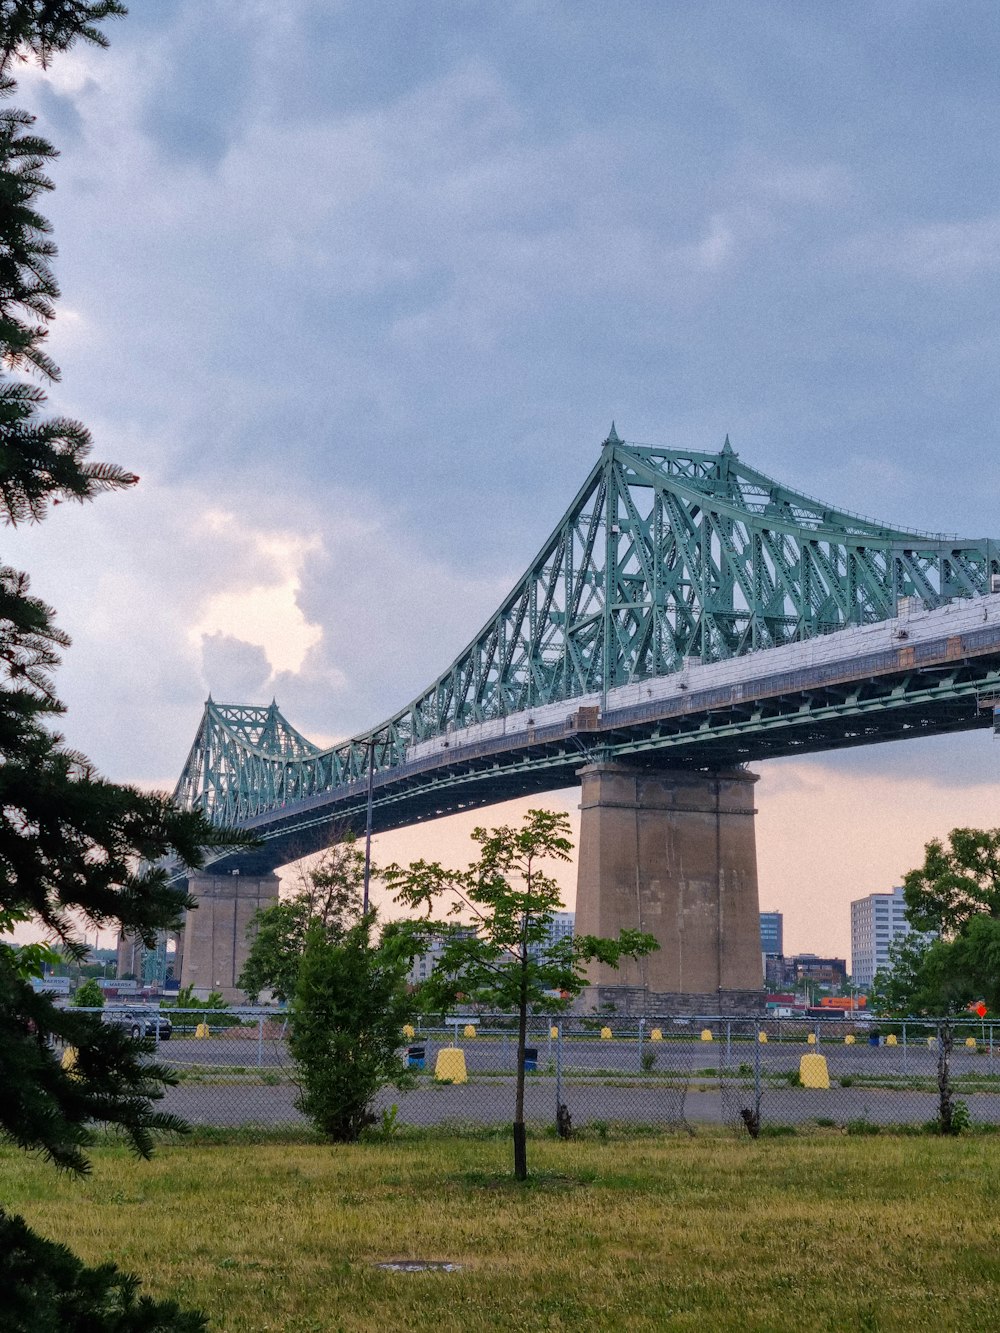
[753, 1019, 762, 1124]
[901, 1020, 907, 1074]
[555, 1021, 563, 1122]
[256, 1012, 264, 1069]
[638, 1016, 644, 1070]
[726, 1019, 732, 1070]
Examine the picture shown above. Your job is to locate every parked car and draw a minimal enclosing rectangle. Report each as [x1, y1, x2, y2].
[102, 1008, 172, 1041]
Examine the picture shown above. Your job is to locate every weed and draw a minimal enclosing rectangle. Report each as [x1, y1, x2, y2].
[640, 1051, 657, 1073]
[846, 1119, 880, 1136]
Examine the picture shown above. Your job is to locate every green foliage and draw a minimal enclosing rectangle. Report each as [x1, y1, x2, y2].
[384, 809, 657, 1018]
[239, 837, 365, 1003]
[71, 977, 103, 1008]
[0, 1205, 206, 1332]
[383, 808, 657, 1179]
[288, 915, 419, 1142]
[0, 7, 212, 1326]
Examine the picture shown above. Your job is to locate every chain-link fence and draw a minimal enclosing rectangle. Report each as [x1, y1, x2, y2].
[69, 1009, 1000, 1137]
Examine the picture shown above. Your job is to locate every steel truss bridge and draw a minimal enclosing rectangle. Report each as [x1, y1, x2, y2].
[174, 429, 1000, 875]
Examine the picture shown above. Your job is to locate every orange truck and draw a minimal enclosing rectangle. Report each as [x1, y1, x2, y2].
[818, 995, 867, 1010]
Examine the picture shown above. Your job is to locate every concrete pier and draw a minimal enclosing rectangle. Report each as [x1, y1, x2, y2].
[179, 871, 279, 1002]
[574, 762, 763, 1010]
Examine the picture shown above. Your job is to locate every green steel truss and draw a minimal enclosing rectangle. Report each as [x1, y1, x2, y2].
[174, 430, 1000, 825]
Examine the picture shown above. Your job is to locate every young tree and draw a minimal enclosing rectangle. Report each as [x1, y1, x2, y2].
[239, 836, 365, 1003]
[71, 976, 103, 1008]
[0, 6, 242, 1325]
[870, 827, 1000, 1133]
[383, 808, 658, 1180]
[288, 913, 421, 1142]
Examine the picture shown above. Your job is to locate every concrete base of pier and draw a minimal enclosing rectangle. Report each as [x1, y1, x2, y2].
[574, 763, 764, 1007]
[179, 871, 280, 1003]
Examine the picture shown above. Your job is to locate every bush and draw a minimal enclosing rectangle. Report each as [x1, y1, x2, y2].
[0, 1209, 206, 1331]
[289, 918, 416, 1142]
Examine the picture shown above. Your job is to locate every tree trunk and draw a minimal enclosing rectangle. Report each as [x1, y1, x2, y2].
[514, 948, 528, 1180]
[937, 1020, 954, 1135]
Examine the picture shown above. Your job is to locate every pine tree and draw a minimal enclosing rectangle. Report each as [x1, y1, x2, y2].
[0, 6, 232, 1327]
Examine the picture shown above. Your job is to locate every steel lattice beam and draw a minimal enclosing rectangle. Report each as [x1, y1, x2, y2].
[173, 430, 1000, 834]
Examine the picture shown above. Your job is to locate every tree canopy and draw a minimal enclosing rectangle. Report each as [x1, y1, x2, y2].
[384, 808, 657, 1179]
[0, 4, 226, 1323]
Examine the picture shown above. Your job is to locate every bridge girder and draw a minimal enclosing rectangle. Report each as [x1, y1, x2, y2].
[172, 431, 1000, 847]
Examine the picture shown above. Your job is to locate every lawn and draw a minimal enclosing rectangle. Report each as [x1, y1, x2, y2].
[4, 1130, 1000, 1331]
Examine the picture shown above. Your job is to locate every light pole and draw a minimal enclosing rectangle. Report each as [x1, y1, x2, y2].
[362, 736, 375, 914]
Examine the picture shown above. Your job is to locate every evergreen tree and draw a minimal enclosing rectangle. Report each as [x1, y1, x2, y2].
[0, 6, 235, 1326]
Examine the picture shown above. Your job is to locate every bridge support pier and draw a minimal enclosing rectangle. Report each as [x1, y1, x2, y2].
[179, 871, 280, 1003]
[574, 762, 765, 1014]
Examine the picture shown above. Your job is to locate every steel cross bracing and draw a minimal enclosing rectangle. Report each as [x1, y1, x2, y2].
[173, 430, 1000, 851]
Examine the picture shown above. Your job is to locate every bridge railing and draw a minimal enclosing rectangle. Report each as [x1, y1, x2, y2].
[65, 1010, 1000, 1140]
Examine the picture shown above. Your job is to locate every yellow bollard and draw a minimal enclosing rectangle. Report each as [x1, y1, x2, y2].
[434, 1047, 467, 1084]
[600, 1026, 613, 1040]
[845, 1034, 855, 1045]
[966, 1036, 978, 1049]
[799, 1053, 830, 1089]
[758, 1031, 768, 1043]
[650, 1028, 663, 1042]
[194, 1022, 210, 1040]
[700, 1028, 713, 1042]
[463, 1024, 477, 1039]
[402, 1024, 415, 1041]
[61, 1046, 77, 1071]
[550, 1025, 559, 1040]
[885, 1034, 897, 1046]
[807, 1032, 817, 1045]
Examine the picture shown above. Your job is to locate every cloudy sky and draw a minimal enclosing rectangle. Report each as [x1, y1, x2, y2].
[6, 0, 1000, 958]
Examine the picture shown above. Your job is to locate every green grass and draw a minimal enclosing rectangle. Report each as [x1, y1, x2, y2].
[5, 1133, 1000, 1331]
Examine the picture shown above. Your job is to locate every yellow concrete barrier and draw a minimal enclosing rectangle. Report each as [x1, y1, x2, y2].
[61, 1046, 77, 1071]
[799, 1053, 830, 1089]
[463, 1025, 477, 1039]
[806, 1032, 817, 1045]
[650, 1028, 663, 1041]
[434, 1046, 467, 1084]
[966, 1036, 978, 1049]
[885, 1033, 897, 1046]
[928, 1036, 938, 1049]
[758, 1031, 768, 1043]
[844, 1034, 855, 1045]
[700, 1029, 713, 1042]
[402, 1024, 415, 1041]
[550, 1026, 559, 1039]
[600, 1026, 613, 1040]
[194, 1022, 210, 1040]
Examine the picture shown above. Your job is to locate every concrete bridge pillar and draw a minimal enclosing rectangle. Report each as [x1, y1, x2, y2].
[179, 871, 280, 1003]
[574, 762, 764, 1014]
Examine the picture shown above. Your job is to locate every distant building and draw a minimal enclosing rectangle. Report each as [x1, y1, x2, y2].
[530, 911, 575, 963]
[851, 886, 928, 990]
[792, 954, 847, 988]
[408, 926, 478, 987]
[765, 954, 797, 990]
[759, 911, 783, 957]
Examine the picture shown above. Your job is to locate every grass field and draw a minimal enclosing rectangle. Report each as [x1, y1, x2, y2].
[4, 1130, 1000, 1332]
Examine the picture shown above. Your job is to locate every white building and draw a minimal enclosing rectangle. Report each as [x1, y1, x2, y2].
[850, 887, 925, 990]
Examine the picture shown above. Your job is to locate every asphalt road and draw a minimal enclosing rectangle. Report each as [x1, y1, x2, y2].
[160, 1075, 1000, 1130]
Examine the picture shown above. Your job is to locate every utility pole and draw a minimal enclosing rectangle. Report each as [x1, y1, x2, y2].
[363, 736, 375, 913]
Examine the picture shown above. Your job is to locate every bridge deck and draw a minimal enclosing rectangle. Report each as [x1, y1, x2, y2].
[203, 593, 1000, 876]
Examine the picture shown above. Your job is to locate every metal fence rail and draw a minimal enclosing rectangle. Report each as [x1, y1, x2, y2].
[68, 1010, 1000, 1137]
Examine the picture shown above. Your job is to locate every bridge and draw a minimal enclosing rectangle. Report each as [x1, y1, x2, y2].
[168, 429, 1000, 1007]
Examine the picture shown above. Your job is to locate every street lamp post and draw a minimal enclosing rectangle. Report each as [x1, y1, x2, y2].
[362, 736, 375, 914]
